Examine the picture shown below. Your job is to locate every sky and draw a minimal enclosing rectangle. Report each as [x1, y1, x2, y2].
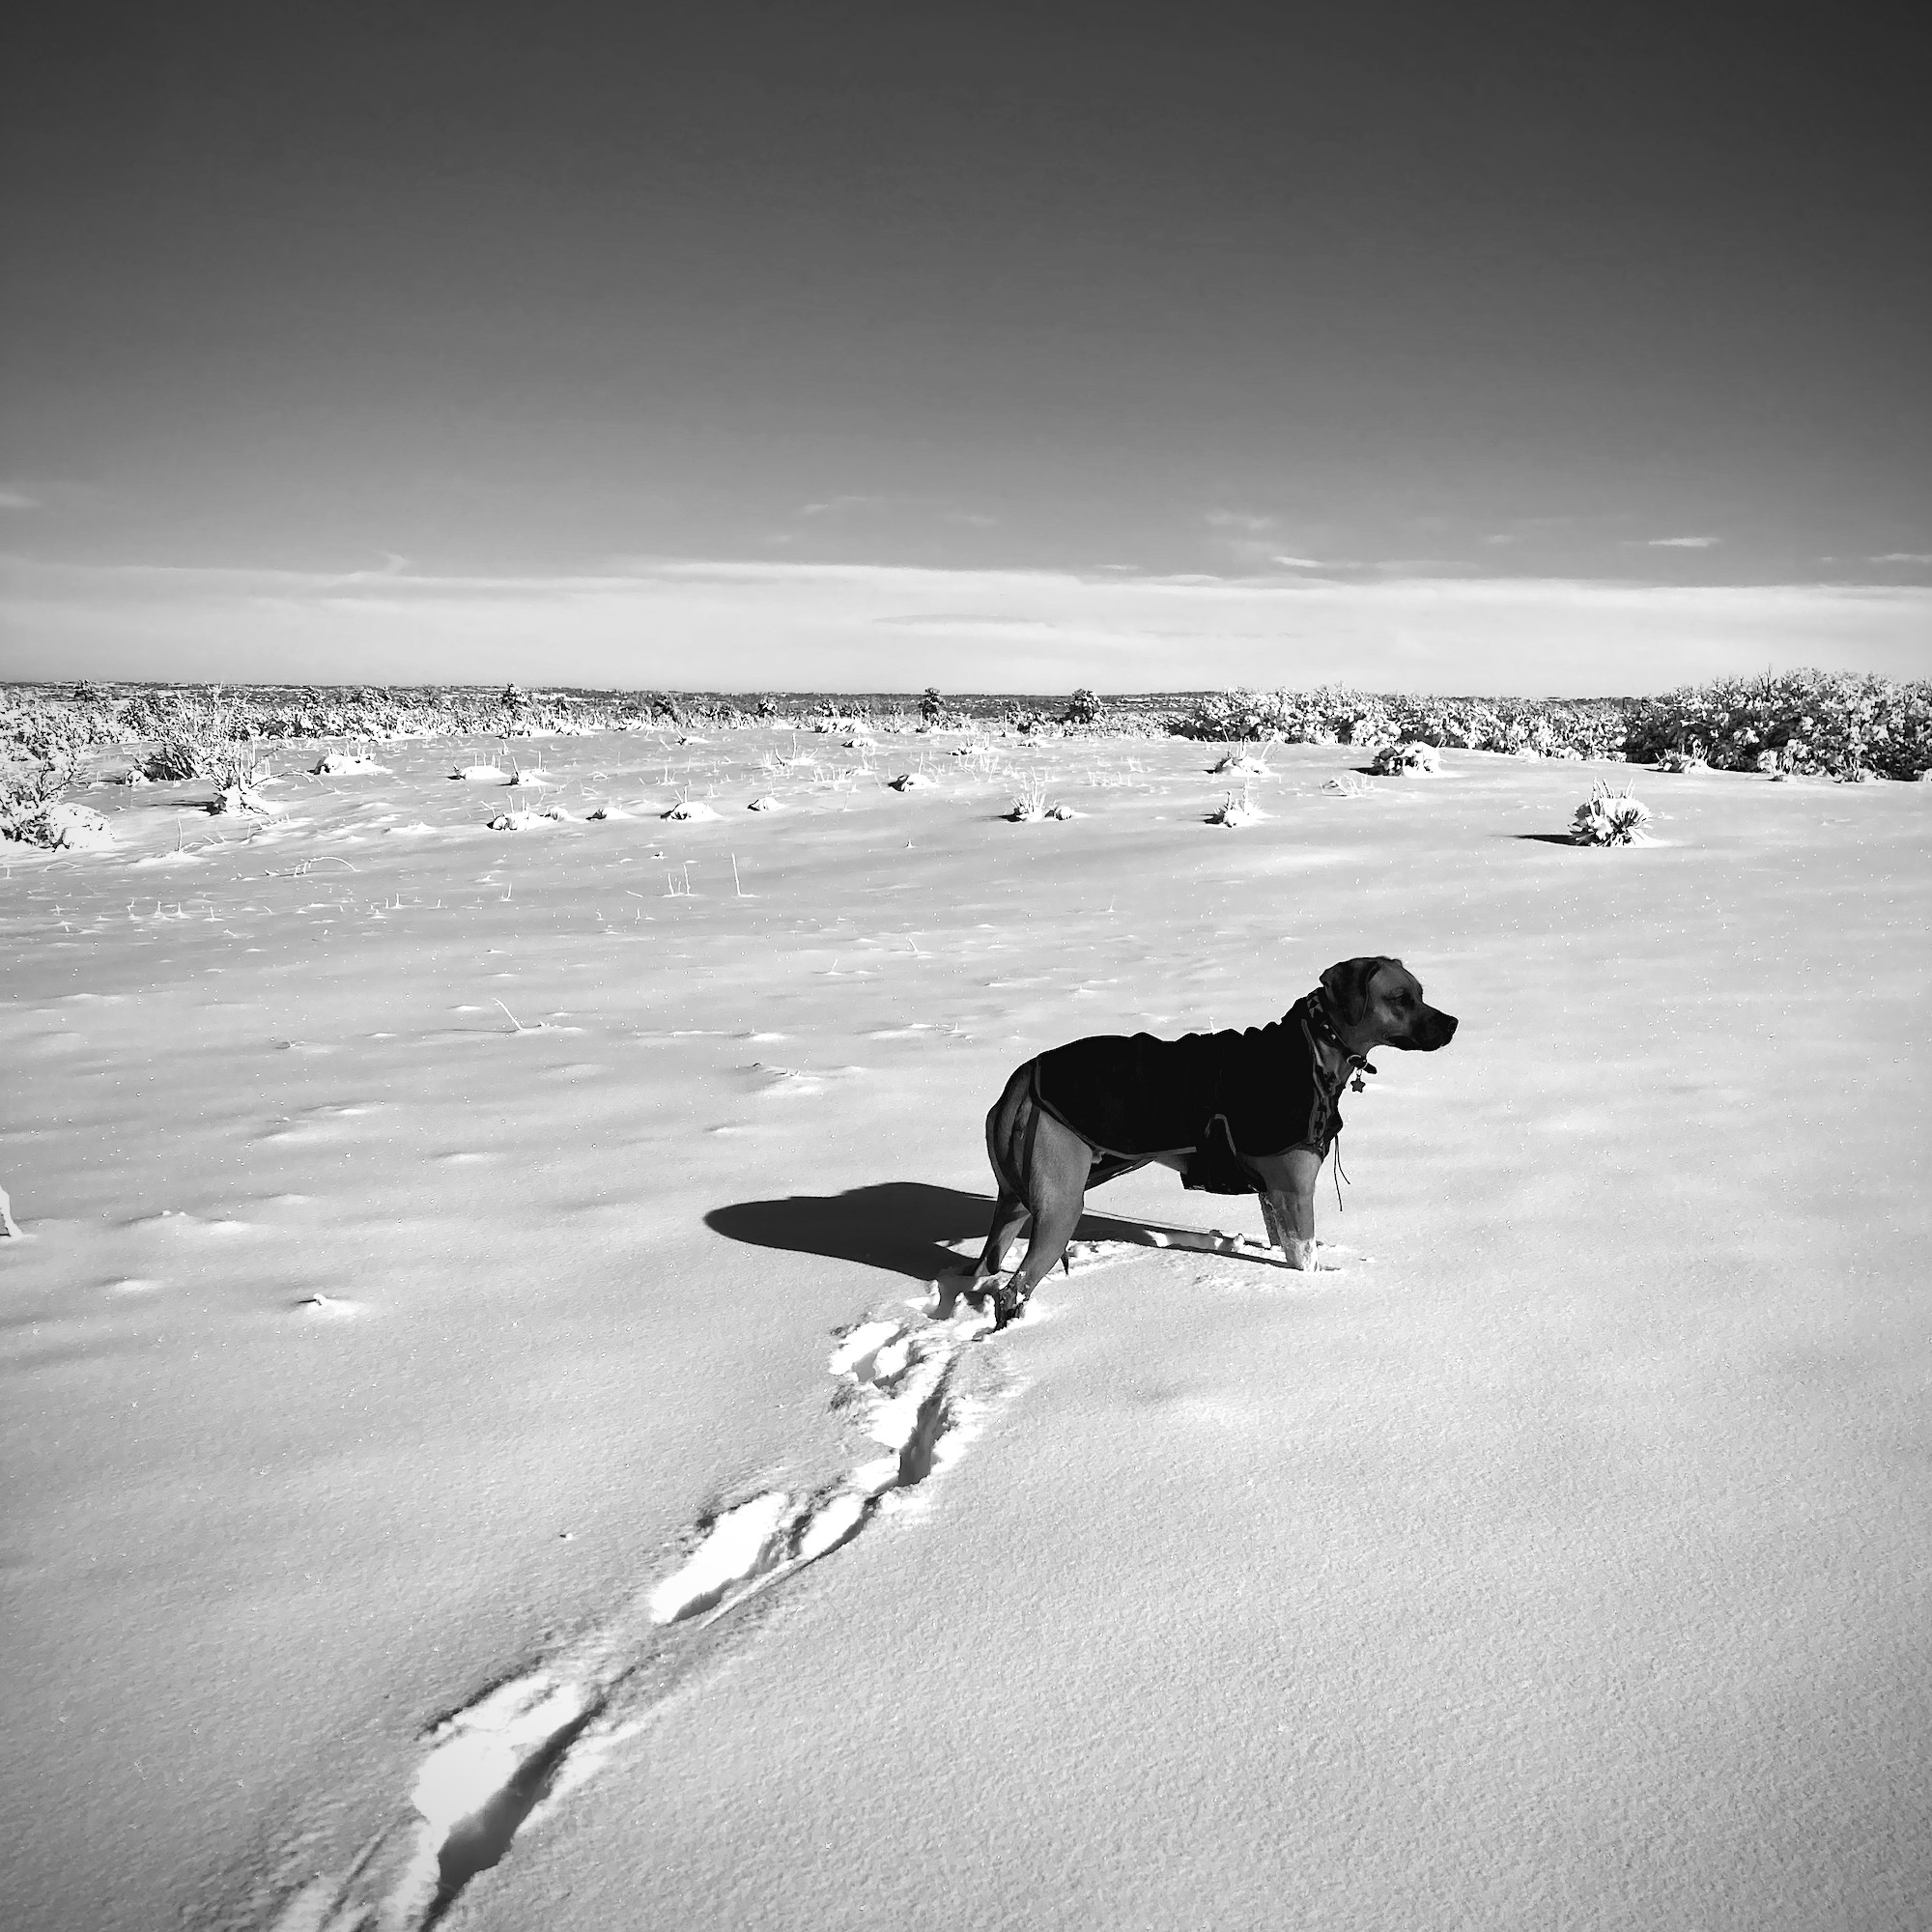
[3, 1, 1928, 692]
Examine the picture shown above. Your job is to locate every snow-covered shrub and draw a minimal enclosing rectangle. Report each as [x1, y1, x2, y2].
[2, 743, 77, 820]
[1571, 781, 1653, 845]
[1625, 670, 1932, 781]
[1370, 740, 1440, 775]
[2, 798, 112, 848]
[208, 783, 283, 817]
[140, 691, 249, 780]
[3, 745, 108, 847]
[1175, 688, 1632, 759]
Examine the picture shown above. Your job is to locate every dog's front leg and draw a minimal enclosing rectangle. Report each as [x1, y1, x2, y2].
[1250, 1151, 1321, 1270]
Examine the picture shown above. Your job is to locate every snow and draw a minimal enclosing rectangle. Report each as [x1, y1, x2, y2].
[3, 729, 1928, 1930]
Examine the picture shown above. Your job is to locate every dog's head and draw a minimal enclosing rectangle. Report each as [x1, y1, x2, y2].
[1320, 955, 1458, 1052]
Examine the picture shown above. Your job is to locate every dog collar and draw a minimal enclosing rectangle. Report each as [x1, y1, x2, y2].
[1302, 992, 1378, 1092]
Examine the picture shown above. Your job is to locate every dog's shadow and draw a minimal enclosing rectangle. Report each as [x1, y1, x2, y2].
[705, 1181, 1163, 1283]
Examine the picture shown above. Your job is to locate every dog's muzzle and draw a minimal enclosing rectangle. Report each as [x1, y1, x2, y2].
[1395, 1009, 1458, 1051]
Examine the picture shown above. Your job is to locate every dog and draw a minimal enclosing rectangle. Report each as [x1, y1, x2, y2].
[967, 955, 1456, 1327]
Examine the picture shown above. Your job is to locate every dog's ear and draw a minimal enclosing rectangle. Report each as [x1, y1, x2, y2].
[1321, 955, 1387, 1027]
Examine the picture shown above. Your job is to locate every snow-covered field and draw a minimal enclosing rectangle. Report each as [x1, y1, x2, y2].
[5, 727, 1928, 1930]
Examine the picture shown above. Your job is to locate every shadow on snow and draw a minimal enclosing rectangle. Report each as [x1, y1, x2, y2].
[704, 1180, 1164, 1281]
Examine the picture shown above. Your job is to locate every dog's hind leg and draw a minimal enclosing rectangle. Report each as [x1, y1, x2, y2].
[952, 1065, 1037, 1315]
[973, 1189, 1031, 1282]
[1009, 1189, 1084, 1300]
[990, 1124, 1094, 1328]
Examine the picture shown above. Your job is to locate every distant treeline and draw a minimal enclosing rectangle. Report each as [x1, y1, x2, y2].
[5, 670, 1929, 781]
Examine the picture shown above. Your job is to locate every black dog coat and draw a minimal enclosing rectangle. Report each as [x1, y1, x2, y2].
[1031, 993, 1363, 1194]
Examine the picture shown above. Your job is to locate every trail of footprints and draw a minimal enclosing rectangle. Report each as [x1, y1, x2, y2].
[254, 1241, 1138, 1932]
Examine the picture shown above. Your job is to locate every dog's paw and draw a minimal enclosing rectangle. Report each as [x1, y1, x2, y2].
[983, 1270, 1032, 1331]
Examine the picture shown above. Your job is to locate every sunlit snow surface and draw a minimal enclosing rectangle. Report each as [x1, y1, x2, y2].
[4, 728, 1928, 1931]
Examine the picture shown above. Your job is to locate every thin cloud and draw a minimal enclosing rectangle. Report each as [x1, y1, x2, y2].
[10, 554, 1928, 692]
[0, 490, 39, 511]
[1204, 509, 1278, 533]
[1271, 555, 1329, 570]
[1646, 535, 1719, 549]
[1869, 552, 1932, 564]
[797, 495, 880, 519]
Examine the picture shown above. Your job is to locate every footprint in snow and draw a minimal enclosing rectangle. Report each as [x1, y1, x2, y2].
[242, 1231, 1224, 1931]
[251, 1290, 1007, 1930]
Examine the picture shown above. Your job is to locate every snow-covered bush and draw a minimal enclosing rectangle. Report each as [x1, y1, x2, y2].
[1370, 740, 1440, 775]
[1571, 781, 1653, 846]
[1174, 688, 1632, 758]
[2, 797, 112, 848]
[1625, 670, 1932, 781]
[3, 745, 106, 846]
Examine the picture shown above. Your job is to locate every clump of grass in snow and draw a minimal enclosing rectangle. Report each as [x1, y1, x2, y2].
[487, 806, 571, 831]
[1571, 781, 1653, 845]
[1323, 773, 1376, 799]
[1207, 782, 1263, 827]
[1654, 746, 1708, 774]
[312, 749, 387, 775]
[1208, 745, 1271, 776]
[1006, 776, 1061, 821]
[504, 747, 557, 787]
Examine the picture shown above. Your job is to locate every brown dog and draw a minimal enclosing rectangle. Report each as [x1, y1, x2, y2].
[968, 956, 1457, 1326]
